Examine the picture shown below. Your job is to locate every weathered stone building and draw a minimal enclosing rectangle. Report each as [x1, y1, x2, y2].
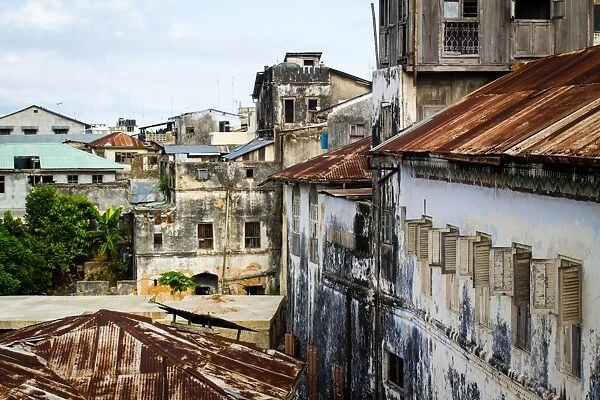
[169, 108, 242, 145]
[133, 139, 281, 296]
[252, 52, 372, 166]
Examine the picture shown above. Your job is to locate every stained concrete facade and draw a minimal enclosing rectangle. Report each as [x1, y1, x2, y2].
[316, 93, 372, 151]
[170, 109, 242, 145]
[0, 105, 90, 135]
[133, 142, 281, 297]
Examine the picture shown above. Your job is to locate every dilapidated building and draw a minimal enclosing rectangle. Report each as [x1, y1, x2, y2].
[252, 52, 371, 166]
[133, 139, 281, 296]
[269, 137, 374, 399]
[367, 46, 600, 399]
[374, 0, 595, 142]
[170, 108, 243, 145]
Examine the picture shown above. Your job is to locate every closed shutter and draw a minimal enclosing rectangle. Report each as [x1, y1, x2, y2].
[490, 247, 513, 295]
[473, 241, 491, 288]
[421, 261, 431, 296]
[514, 250, 532, 305]
[559, 263, 582, 326]
[418, 222, 432, 261]
[308, 344, 317, 399]
[429, 230, 442, 266]
[458, 237, 475, 278]
[531, 259, 557, 314]
[407, 223, 417, 255]
[442, 233, 458, 274]
[284, 333, 297, 357]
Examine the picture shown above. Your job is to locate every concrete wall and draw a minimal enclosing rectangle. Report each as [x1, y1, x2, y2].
[0, 106, 87, 135]
[55, 180, 129, 212]
[285, 183, 373, 399]
[0, 173, 122, 217]
[326, 94, 372, 151]
[171, 110, 241, 145]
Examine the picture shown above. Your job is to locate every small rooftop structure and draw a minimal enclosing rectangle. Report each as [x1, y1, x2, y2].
[268, 136, 372, 184]
[0, 143, 124, 170]
[0, 104, 90, 128]
[371, 46, 600, 167]
[225, 137, 273, 161]
[0, 309, 303, 400]
[87, 131, 147, 148]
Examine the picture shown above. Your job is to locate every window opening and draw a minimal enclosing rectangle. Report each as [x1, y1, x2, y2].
[197, 223, 214, 249]
[515, 0, 550, 19]
[387, 351, 404, 389]
[153, 232, 163, 246]
[284, 99, 295, 123]
[92, 175, 103, 184]
[246, 168, 254, 179]
[67, 175, 78, 184]
[245, 222, 261, 248]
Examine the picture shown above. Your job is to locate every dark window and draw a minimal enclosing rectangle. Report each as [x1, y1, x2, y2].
[147, 155, 158, 165]
[242, 153, 251, 161]
[33, 109, 38, 113]
[219, 121, 230, 132]
[23, 128, 37, 135]
[0, 129, 11, 135]
[198, 223, 214, 249]
[126, 126, 134, 132]
[198, 169, 208, 180]
[257, 147, 266, 161]
[115, 152, 136, 164]
[67, 175, 78, 184]
[186, 126, 195, 133]
[284, 99, 295, 123]
[463, 0, 478, 17]
[245, 222, 261, 248]
[388, 352, 404, 389]
[153, 232, 163, 246]
[515, 0, 550, 19]
[27, 175, 41, 185]
[53, 128, 69, 135]
[153, 279, 158, 286]
[246, 168, 254, 179]
[92, 174, 103, 184]
[594, 5, 600, 32]
[0, 176, 4, 193]
[516, 304, 531, 351]
[379, 0, 389, 26]
[246, 285, 265, 295]
[572, 325, 582, 378]
[41, 175, 54, 184]
[382, 209, 393, 243]
[308, 98, 318, 111]
[14, 156, 40, 169]
[303, 59, 314, 66]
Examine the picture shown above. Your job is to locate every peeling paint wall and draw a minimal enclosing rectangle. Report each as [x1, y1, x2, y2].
[326, 94, 372, 151]
[171, 110, 241, 145]
[285, 182, 373, 399]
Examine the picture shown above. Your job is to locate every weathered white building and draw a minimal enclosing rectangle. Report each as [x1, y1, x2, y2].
[0, 143, 124, 217]
[169, 109, 242, 145]
[0, 105, 90, 136]
[368, 46, 600, 399]
[87, 132, 155, 174]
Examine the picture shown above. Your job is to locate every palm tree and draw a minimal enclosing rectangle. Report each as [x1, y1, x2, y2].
[88, 206, 125, 259]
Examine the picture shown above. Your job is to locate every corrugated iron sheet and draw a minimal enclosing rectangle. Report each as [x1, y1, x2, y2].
[88, 132, 147, 148]
[269, 136, 372, 183]
[372, 46, 600, 166]
[0, 309, 303, 400]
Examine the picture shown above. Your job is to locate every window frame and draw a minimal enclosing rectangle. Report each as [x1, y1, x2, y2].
[92, 174, 103, 184]
[387, 351, 405, 390]
[153, 232, 163, 247]
[67, 175, 79, 184]
[115, 152, 136, 164]
[0, 176, 5, 193]
[245, 168, 254, 179]
[198, 169, 209, 180]
[283, 98, 295, 124]
[197, 223, 214, 249]
[244, 221, 261, 249]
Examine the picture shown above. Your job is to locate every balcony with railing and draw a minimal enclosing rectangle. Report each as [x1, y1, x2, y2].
[443, 21, 480, 55]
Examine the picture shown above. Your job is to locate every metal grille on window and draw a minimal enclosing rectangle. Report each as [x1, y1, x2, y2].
[245, 222, 260, 248]
[444, 21, 479, 54]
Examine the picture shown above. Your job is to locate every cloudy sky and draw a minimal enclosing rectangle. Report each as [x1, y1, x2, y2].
[0, 0, 377, 126]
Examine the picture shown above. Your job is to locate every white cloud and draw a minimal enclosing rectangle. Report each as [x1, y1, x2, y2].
[165, 23, 195, 40]
[0, 0, 80, 32]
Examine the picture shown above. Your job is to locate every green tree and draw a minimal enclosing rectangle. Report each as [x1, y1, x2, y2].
[25, 186, 96, 285]
[158, 271, 196, 295]
[0, 212, 48, 295]
[88, 206, 125, 259]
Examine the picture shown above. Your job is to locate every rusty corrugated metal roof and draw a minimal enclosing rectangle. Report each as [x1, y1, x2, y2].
[88, 132, 147, 148]
[371, 46, 600, 167]
[0, 309, 303, 400]
[269, 136, 372, 183]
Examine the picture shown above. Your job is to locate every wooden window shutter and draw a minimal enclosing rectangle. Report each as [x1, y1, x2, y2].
[458, 237, 475, 278]
[559, 261, 582, 326]
[473, 239, 491, 288]
[418, 221, 432, 261]
[514, 249, 532, 305]
[308, 344, 318, 400]
[531, 259, 558, 314]
[490, 247, 513, 295]
[406, 222, 418, 255]
[333, 363, 344, 400]
[284, 333, 297, 357]
[442, 233, 458, 274]
[428, 229, 442, 266]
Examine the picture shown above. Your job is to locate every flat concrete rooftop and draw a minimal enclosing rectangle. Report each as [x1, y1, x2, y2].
[0, 295, 284, 330]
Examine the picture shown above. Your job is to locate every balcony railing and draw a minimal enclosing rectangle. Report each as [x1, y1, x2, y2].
[443, 21, 479, 55]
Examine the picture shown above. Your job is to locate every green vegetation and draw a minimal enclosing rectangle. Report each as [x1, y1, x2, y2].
[0, 186, 128, 295]
[158, 271, 196, 295]
[158, 175, 170, 201]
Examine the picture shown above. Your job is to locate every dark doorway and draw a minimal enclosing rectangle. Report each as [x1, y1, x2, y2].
[193, 272, 218, 295]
